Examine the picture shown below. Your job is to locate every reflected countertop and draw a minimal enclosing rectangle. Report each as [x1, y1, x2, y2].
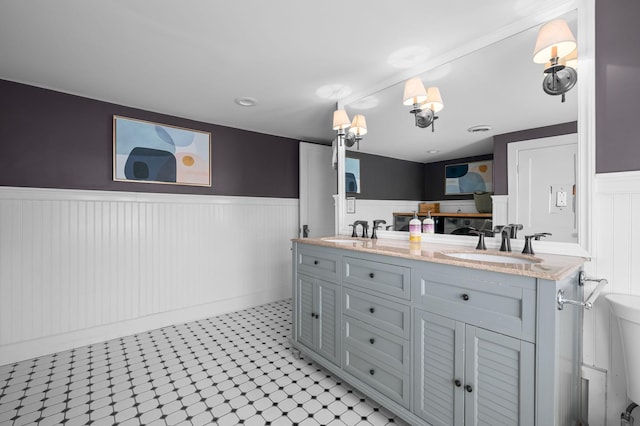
[293, 236, 588, 281]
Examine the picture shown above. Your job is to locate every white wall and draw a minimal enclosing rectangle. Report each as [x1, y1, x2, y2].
[0, 187, 297, 365]
[585, 171, 640, 424]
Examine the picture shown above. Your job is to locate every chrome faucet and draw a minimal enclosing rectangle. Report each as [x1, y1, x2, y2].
[352, 220, 369, 238]
[371, 220, 386, 239]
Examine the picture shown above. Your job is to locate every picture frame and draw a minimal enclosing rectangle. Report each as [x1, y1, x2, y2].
[345, 157, 361, 193]
[445, 160, 493, 195]
[113, 116, 211, 187]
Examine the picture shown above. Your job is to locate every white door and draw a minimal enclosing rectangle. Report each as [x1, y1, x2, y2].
[299, 142, 336, 238]
[508, 134, 578, 243]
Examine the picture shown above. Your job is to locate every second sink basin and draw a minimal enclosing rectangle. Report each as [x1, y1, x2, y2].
[443, 251, 541, 265]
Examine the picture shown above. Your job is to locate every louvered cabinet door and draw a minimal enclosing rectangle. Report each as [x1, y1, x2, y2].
[295, 273, 341, 367]
[464, 325, 535, 426]
[296, 274, 316, 350]
[317, 279, 341, 365]
[414, 310, 465, 426]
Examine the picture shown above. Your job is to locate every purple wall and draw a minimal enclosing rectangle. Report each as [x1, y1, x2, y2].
[596, 0, 640, 173]
[346, 151, 425, 200]
[492, 122, 578, 195]
[0, 80, 299, 198]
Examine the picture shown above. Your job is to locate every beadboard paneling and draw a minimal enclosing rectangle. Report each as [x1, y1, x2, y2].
[587, 171, 640, 425]
[0, 187, 297, 364]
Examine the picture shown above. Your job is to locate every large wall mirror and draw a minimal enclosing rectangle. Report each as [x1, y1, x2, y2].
[335, 2, 594, 257]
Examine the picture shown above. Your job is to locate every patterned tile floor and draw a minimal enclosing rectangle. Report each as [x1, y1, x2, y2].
[0, 299, 408, 425]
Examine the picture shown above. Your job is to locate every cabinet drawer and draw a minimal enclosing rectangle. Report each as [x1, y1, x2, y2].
[343, 256, 411, 299]
[415, 266, 536, 341]
[344, 317, 409, 373]
[344, 345, 410, 408]
[297, 246, 339, 281]
[343, 288, 410, 338]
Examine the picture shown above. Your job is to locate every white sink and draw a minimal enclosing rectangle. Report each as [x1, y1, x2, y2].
[443, 252, 541, 265]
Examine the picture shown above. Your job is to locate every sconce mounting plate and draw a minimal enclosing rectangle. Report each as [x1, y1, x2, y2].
[416, 109, 434, 128]
[542, 67, 577, 97]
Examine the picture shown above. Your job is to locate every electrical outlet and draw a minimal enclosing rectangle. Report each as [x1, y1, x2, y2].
[556, 191, 568, 207]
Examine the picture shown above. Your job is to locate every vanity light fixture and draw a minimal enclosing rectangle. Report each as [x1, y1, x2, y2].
[533, 19, 577, 102]
[332, 109, 367, 150]
[402, 77, 443, 132]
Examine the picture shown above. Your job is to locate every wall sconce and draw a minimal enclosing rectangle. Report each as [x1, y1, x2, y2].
[332, 109, 367, 150]
[533, 19, 577, 102]
[403, 77, 443, 132]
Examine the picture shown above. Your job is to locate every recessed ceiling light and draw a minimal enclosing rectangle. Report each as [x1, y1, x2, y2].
[426, 149, 439, 154]
[234, 97, 258, 107]
[467, 125, 492, 133]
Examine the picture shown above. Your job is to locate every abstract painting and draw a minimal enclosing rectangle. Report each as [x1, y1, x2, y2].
[113, 116, 211, 187]
[445, 160, 493, 195]
[345, 157, 360, 193]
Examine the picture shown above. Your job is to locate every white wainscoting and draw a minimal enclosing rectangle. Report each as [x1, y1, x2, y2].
[0, 187, 298, 365]
[585, 171, 640, 425]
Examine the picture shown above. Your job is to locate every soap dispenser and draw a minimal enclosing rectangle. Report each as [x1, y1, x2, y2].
[409, 211, 422, 242]
[422, 211, 434, 234]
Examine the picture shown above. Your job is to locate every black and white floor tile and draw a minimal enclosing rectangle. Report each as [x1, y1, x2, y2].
[0, 299, 407, 425]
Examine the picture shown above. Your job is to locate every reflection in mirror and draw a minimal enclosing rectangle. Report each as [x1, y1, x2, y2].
[337, 9, 582, 250]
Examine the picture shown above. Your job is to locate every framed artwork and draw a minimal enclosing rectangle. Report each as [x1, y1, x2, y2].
[445, 160, 493, 195]
[113, 116, 211, 187]
[345, 157, 361, 193]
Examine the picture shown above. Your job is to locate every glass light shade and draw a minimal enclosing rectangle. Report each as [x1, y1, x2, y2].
[332, 109, 351, 130]
[350, 114, 367, 136]
[533, 19, 577, 64]
[421, 87, 443, 113]
[402, 77, 428, 106]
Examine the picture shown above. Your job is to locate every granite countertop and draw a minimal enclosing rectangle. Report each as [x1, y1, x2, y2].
[293, 236, 588, 281]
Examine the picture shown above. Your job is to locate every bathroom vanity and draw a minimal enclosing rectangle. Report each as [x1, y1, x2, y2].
[290, 237, 587, 426]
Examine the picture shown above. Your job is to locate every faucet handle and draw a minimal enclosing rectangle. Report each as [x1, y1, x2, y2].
[373, 219, 386, 229]
[522, 233, 551, 255]
[508, 224, 524, 239]
[371, 220, 387, 239]
[522, 235, 535, 255]
[469, 230, 487, 250]
[349, 224, 357, 238]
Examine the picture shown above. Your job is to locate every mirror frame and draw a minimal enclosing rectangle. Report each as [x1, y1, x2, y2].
[335, 0, 593, 257]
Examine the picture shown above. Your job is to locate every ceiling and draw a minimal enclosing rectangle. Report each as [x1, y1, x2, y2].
[0, 0, 578, 160]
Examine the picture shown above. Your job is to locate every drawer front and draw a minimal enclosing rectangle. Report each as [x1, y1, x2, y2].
[343, 288, 410, 338]
[344, 345, 410, 408]
[415, 265, 536, 341]
[343, 256, 411, 299]
[297, 246, 340, 281]
[344, 317, 409, 373]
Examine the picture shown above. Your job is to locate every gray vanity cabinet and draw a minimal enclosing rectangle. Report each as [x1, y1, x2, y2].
[291, 241, 584, 426]
[294, 247, 341, 366]
[414, 309, 535, 426]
